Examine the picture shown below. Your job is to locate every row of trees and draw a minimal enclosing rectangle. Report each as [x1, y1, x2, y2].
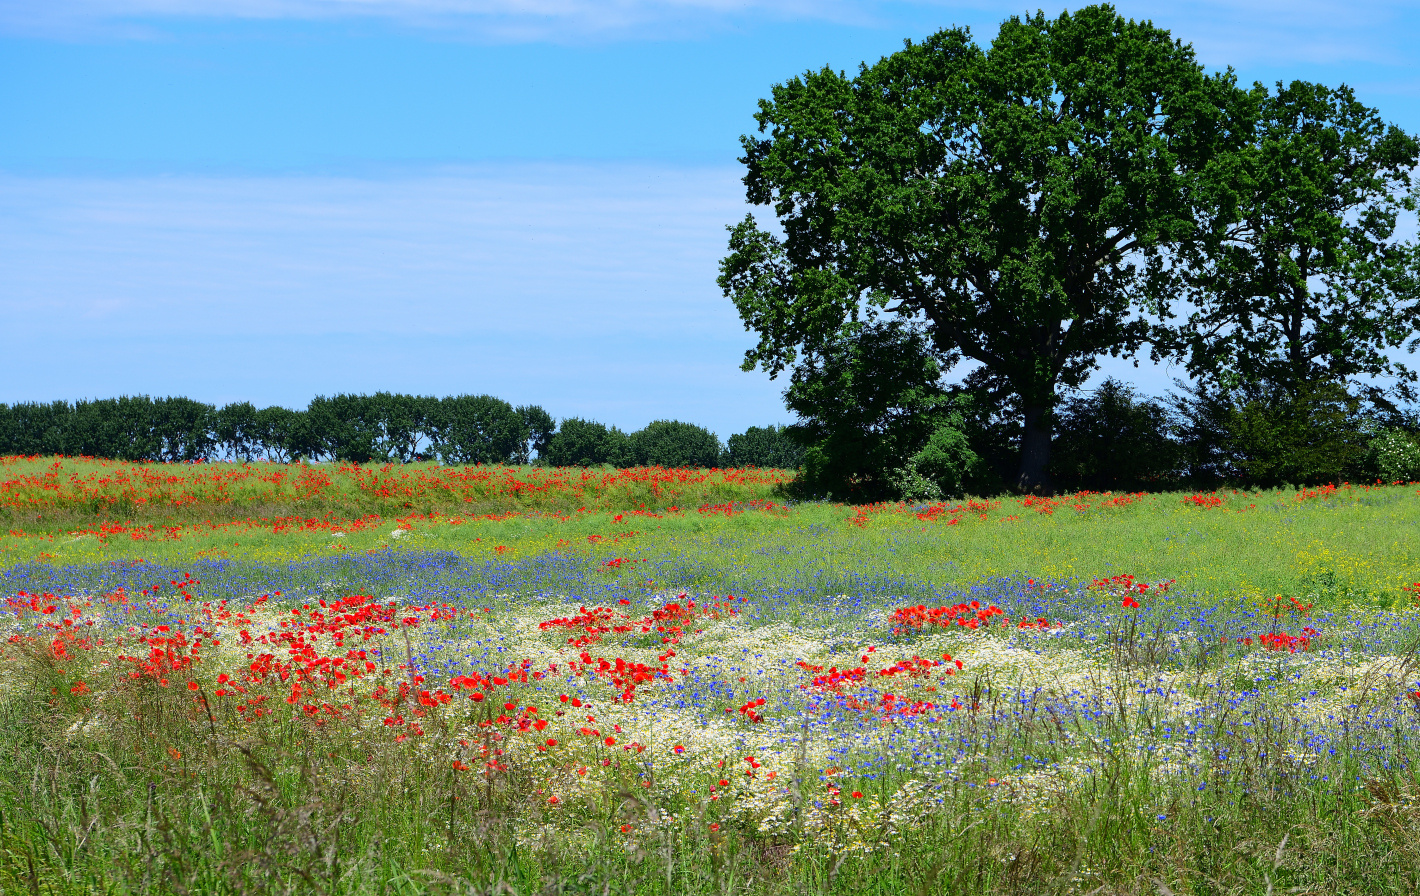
[721, 3, 1420, 495]
[0, 393, 803, 469]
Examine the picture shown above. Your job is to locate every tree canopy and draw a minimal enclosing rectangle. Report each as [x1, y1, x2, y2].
[1167, 80, 1420, 404]
[720, 4, 1240, 491]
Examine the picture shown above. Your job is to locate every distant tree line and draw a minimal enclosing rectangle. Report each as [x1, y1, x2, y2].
[0, 393, 802, 469]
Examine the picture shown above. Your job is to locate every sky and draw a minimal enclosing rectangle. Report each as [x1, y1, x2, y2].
[2, 0, 1419, 439]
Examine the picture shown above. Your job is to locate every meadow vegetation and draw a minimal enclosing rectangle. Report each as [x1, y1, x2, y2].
[4, 460, 1420, 894]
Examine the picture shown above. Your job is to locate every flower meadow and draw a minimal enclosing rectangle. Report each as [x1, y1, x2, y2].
[0, 456, 792, 527]
[5, 475, 1420, 893]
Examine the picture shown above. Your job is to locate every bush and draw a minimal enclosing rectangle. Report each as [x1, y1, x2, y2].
[1364, 428, 1420, 482]
[629, 420, 724, 468]
[725, 425, 804, 469]
[1172, 380, 1367, 488]
[1050, 379, 1180, 491]
[894, 422, 980, 501]
[784, 321, 962, 501]
[542, 418, 634, 467]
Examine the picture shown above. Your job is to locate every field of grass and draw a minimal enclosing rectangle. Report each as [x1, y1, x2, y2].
[0, 456, 793, 529]
[4, 461, 1420, 894]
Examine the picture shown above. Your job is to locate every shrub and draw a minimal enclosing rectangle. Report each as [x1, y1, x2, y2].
[1365, 428, 1420, 482]
[725, 424, 804, 469]
[629, 420, 724, 468]
[894, 422, 980, 500]
[542, 418, 634, 467]
[784, 321, 961, 501]
[1173, 380, 1368, 488]
[1051, 379, 1180, 491]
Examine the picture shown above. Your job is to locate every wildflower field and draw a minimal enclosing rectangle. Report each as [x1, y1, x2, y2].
[5, 463, 1420, 894]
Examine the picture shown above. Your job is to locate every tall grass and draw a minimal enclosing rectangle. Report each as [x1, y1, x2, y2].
[0, 456, 793, 530]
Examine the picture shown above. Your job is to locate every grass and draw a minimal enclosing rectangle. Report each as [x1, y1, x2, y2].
[2, 465, 1420, 894]
[0, 456, 793, 530]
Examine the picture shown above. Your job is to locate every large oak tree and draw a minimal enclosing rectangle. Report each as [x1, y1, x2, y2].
[719, 4, 1238, 491]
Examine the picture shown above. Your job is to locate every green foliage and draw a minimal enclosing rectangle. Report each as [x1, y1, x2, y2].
[542, 417, 634, 467]
[628, 420, 724, 468]
[0, 401, 72, 456]
[517, 404, 556, 464]
[1229, 382, 1367, 487]
[1174, 380, 1367, 488]
[783, 321, 973, 501]
[1364, 428, 1420, 482]
[305, 394, 378, 463]
[0, 394, 732, 471]
[1171, 80, 1420, 403]
[251, 406, 310, 463]
[720, 4, 1237, 490]
[1051, 379, 1182, 491]
[215, 402, 261, 461]
[55, 396, 218, 462]
[377, 393, 437, 463]
[892, 422, 979, 502]
[150, 397, 219, 462]
[725, 424, 804, 469]
[428, 395, 529, 465]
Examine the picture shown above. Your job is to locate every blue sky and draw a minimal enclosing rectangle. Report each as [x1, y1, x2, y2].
[3, 1, 1419, 439]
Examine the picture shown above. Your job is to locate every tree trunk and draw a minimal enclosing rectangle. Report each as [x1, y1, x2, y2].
[1017, 404, 1053, 494]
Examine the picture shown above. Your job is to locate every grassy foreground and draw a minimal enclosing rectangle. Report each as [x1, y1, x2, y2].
[3, 472, 1420, 894]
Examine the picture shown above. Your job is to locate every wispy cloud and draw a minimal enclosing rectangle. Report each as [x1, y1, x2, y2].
[1119, 0, 1420, 70]
[0, 0, 871, 41]
[4, 0, 1416, 74]
[0, 163, 793, 434]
